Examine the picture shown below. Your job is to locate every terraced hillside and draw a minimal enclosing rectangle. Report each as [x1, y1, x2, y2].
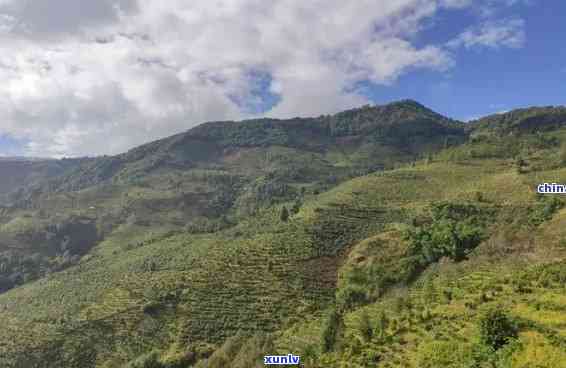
[272, 125, 566, 367]
[1, 102, 566, 367]
[0, 100, 466, 296]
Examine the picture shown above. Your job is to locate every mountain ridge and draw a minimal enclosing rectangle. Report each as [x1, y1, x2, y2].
[4, 99, 467, 203]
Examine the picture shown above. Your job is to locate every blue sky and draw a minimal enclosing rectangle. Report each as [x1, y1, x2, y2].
[0, 135, 26, 157]
[362, 1, 566, 121]
[0, 0, 564, 157]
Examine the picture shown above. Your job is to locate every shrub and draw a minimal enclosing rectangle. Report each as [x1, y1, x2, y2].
[336, 285, 368, 311]
[528, 197, 564, 227]
[321, 308, 342, 353]
[300, 344, 319, 366]
[534, 262, 566, 287]
[280, 206, 289, 222]
[290, 200, 302, 215]
[358, 311, 373, 342]
[125, 351, 163, 368]
[404, 202, 488, 268]
[479, 308, 518, 351]
[232, 333, 274, 368]
[205, 336, 245, 368]
[442, 288, 453, 303]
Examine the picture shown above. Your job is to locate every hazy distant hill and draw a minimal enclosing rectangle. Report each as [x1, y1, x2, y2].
[0, 158, 84, 205]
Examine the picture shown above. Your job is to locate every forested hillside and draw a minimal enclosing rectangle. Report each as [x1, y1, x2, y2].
[1, 101, 566, 367]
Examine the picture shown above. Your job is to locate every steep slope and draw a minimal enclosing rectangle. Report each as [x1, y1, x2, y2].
[273, 125, 566, 368]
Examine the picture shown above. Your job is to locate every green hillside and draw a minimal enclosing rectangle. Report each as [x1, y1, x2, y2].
[0, 100, 465, 294]
[1, 101, 566, 367]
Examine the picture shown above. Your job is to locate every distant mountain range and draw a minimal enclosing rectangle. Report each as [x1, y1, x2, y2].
[0, 156, 54, 161]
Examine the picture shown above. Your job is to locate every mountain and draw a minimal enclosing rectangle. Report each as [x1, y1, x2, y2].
[10, 99, 464, 199]
[0, 100, 464, 295]
[468, 105, 566, 136]
[1, 101, 566, 368]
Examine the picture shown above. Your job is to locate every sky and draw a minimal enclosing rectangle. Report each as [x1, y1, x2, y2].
[0, 0, 564, 158]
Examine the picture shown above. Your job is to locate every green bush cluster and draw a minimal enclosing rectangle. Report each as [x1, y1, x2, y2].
[479, 308, 519, 351]
[405, 202, 489, 273]
[528, 196, 564, 227]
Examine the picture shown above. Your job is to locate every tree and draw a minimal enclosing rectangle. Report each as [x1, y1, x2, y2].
[280, 206, 289, 222]
[479, 308, 518, 350]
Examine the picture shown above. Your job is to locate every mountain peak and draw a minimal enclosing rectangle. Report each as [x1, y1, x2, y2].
[388, 98, 427, 108]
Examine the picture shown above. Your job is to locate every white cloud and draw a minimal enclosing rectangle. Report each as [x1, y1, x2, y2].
[440, 0, 473, 8]
[474, 0, 534, 18]
[0, 0, 138, 40]
[447, 17, 525, 49]
[0, 0, 488, 157]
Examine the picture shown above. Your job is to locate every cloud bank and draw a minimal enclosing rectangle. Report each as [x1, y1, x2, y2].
[0, 0, 526, 157]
